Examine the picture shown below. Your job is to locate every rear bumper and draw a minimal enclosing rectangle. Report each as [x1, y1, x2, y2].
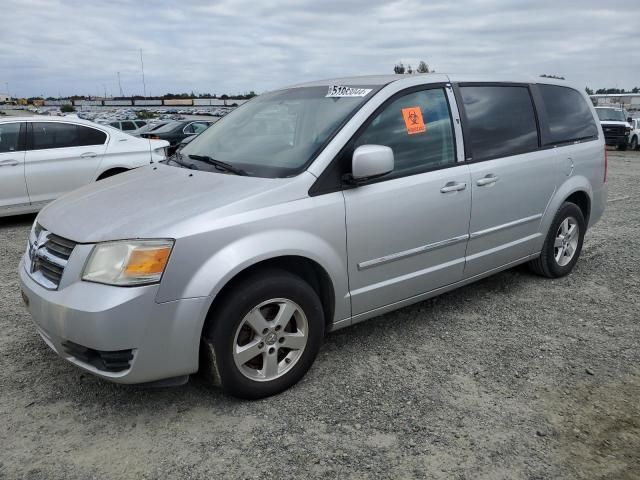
[19, 258, 210, 384]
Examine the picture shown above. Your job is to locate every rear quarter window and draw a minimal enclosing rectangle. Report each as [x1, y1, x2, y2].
[75, 125, 107, 146]
[538, 85, 598, 145]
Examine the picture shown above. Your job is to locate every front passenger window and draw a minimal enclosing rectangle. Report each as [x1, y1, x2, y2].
[354, 88, 456, 179]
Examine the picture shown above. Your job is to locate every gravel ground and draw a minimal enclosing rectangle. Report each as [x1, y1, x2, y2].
[1, 150, 639, 480]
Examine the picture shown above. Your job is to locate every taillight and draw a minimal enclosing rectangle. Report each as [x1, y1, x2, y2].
[604, 146, 608, 183]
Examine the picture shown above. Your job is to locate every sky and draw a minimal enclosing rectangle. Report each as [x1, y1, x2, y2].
[1, 0, 638, 98]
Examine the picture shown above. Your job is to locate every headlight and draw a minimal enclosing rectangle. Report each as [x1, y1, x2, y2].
[82, 239, 174, 286]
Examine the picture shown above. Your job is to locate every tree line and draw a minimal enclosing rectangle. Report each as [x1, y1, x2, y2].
[394, 61, 433, 74]
[585, 87, 640, 95]
[29, 91, 258, 102]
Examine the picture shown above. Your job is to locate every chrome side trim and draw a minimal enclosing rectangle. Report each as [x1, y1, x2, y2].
[357, 234, 469, 271]
[348, 253, 539, 327]
[470, 213, 543, 239]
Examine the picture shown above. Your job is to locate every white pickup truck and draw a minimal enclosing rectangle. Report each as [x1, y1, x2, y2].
[628, 117, 640, 150]
[595, 107, 632, 150]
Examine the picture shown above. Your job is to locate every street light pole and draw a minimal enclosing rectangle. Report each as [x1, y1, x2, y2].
[140, 49, 147, 98]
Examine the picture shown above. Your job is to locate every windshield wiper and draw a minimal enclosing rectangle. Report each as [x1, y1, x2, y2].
[168, 152, 199, 170]
[188, 155, 249, 176]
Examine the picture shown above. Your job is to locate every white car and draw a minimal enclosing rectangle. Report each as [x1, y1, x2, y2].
[628, 118, 640, 150]
[106, 120, 149, 135]
[0, 116, 169, 217]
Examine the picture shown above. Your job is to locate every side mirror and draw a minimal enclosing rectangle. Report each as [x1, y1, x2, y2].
[628, 117, 633, 124]
[349, 145, 394, 184]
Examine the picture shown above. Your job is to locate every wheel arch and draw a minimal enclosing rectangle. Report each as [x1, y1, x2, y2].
[564, 190, 591, 225]
[201, 255, 336, 336]
[536, 176, 594, 252]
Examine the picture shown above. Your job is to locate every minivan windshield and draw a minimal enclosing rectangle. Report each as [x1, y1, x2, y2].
[596, 108, 626, 122]
[178, 85, 377, 177]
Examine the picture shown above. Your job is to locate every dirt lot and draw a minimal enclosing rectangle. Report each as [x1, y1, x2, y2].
[1, 150, 638, 480]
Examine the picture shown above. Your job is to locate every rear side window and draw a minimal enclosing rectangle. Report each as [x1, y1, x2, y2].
[354, 88, 456, 179]
[121, 121, 136, 131]
[31, 122, 107, 149]
[538, 85, 598, 145]
[0, 123, 21, 153]
[75, 125, 107, 146]
[460, 85, 539, 161]
[192, 122, 209, 134]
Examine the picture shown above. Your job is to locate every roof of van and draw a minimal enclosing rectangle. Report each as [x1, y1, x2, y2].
[284, 73, 574, 89]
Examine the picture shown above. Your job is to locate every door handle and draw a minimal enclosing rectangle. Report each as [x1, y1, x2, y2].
[440, 181, 467, 193]
[476, 174, 499, 187]
[0, 159, 18, 167]
[80, 152, 98, 158]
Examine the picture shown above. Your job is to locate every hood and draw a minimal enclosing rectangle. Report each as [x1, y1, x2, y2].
[599, 121, 630, 127]
[37, 164, 307, 243]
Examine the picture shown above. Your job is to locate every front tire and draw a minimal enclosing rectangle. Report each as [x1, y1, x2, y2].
[529, 202, 586, 278]
[630, 136, 638, 151]
[203, 269, 324, 399]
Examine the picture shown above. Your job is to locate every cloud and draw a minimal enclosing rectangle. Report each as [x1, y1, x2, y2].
[0, 0, 637, 97]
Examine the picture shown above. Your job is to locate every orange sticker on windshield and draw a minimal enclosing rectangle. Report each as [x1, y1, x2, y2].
[402, 107, 426, 135]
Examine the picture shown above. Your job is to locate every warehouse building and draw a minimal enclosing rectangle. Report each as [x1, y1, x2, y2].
[590, 93, 640, 110]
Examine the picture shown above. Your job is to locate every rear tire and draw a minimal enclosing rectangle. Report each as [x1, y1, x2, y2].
[203, 269, 324, 399]
[529, 202, 586, 278]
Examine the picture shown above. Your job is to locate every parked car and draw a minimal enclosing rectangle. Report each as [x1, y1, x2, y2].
[140, 120, 213, 154]
[19, 75, 606, 399]
[0, 117, 169, 217]
[595, 107, 632, 150]
[133, 120, 172, 137]
[175, 123, 213, 152]
[107, 119, 148, 135]
[628, 118, 640, 150]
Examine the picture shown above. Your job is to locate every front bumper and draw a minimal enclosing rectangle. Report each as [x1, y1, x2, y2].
[19, 257, 210, 384]
[604, 135, 628, 147]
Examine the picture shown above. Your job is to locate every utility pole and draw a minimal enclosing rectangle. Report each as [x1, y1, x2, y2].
[117, 72, 124, 97]
[103, 84, 107, 99]
[140, 49, 147, 98]
[5, 82, 10, 101]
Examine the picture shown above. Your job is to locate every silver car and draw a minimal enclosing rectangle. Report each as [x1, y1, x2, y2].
[19, 74, 607, 398]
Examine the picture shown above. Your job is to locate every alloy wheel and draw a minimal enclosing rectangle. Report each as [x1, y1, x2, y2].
[232, 298, 308, 382]
[554, 216, 579, 267]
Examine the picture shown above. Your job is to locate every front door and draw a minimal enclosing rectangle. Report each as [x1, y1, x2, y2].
[343, 87, 471, 316]
[0, 122, 29, 211]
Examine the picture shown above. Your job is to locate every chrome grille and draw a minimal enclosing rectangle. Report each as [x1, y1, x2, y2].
[26, 225, 77, 290]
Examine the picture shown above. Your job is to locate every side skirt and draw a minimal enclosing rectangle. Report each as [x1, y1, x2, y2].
[328, 253, 539, 332]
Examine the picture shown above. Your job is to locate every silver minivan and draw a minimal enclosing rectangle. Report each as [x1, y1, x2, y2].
[19, 74, 607, 398]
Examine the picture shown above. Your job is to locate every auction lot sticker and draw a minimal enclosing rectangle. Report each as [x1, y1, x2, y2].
[401, 107, 426, 135]
[326, 85, 372, 97]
